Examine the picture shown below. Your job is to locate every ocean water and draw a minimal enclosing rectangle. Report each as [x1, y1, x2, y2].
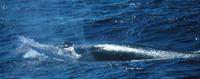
[1, 0, 200, 79]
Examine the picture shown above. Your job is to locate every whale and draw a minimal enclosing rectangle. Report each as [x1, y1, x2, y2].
[18, 36, 200, 62]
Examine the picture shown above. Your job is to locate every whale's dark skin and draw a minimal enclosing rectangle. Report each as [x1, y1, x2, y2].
[67, 44, 199, 61]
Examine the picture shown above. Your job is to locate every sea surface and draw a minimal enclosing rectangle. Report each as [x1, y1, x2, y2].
[1, 0, 200, 79]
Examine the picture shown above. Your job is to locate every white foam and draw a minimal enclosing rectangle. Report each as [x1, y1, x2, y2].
[23, 49, 48, 60]
[18, 36, 55, 49]
[64, 47, 81, 59]
[17, 36, 81, 61]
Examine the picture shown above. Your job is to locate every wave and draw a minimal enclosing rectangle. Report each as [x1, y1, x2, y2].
[16, 36, 199, 62]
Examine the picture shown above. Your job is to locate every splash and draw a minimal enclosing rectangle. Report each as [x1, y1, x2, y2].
[17, 36, 81, 62]
[23, 49, 48, 60]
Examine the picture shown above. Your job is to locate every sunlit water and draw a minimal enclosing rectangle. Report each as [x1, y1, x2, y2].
[1, 0, 200, 79]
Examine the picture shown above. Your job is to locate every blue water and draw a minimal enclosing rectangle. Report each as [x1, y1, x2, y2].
[1, 0, 200, 79]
